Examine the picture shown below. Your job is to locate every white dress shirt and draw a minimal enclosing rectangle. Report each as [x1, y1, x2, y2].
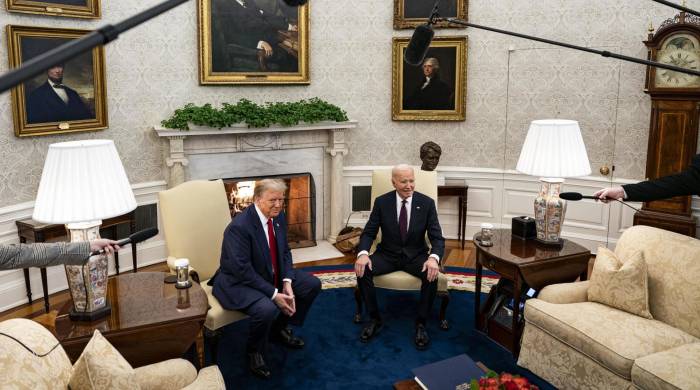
[254, 204, 292, 300]
[49, 79, 69, 104]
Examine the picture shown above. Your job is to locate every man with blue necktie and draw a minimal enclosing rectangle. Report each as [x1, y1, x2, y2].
[355, 164, 445, 350]
[212, 179, 321, 379]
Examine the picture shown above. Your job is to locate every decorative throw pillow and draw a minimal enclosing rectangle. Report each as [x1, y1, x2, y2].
[587, 247, 653, 319]
[68, 330, 140, 390]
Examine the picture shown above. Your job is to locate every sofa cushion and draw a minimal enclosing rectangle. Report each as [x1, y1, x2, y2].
[69, 330, 140, 390]
[588, 247, 652, 319]
[632, 342, 700, 390]
[524, 299, 698, 379]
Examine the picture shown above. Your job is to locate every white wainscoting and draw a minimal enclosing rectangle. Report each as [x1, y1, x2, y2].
[343, 166, 700, 253]
[0, 181, 169, 313]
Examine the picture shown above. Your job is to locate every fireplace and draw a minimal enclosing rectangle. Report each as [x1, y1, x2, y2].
[223, 173, 316, 249]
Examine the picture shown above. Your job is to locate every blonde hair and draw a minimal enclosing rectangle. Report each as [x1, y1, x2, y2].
[254, 179, 287, 199]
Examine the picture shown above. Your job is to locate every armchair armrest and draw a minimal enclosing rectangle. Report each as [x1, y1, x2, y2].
[181, 366, 226, 390]
[537, 281, 589, 304]
[134, 358, 197, 390]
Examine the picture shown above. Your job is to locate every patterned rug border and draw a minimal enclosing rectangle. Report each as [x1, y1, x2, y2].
[307, 265, 499, 293]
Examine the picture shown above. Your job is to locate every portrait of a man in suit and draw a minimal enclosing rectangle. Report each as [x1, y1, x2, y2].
[210, 0, 299, 72]
[25, 63, 93, 124]
[403, 56, 455, 111]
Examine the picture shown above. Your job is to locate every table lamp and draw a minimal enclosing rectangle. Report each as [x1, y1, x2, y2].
[33, 140, 136, 321]
[516, 120, 591, 245]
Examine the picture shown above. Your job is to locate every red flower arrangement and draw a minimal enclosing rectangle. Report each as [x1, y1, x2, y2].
[469, 371, 539, 390]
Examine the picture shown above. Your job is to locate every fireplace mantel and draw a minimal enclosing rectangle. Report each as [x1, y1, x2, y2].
[153, 120, 357, 242]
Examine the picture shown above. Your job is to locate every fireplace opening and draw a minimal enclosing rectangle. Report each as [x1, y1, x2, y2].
[222, 173, 316, 249]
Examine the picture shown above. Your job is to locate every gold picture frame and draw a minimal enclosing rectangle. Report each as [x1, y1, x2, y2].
[6, 0, 100, 19]
[198, 0, 310, 85]
[7, 25, 108, 137]
[392, 36, 467, 121]
[394, 0, 467, 29]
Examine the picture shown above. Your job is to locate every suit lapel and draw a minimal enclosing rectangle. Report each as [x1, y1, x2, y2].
[390, 191, 400, 231]
[407, 194, 423, 238]
[250, 207, 273, 278]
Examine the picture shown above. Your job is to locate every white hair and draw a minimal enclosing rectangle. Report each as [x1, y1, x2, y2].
[391, 164, 414, 177]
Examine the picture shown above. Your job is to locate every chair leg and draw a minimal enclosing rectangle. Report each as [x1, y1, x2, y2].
[438, 291, 450, 330]
[353, 286, 363, 323]
[204, 327, 221, 366]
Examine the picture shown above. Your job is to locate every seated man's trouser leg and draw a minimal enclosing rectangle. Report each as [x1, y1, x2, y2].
[357, 251, 437, 323]
[244, 270, 322, 352]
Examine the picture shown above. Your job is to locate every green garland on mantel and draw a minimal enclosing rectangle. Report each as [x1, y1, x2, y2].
[161, 98, 349, 130]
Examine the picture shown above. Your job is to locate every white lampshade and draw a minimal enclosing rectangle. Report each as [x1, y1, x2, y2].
[516, 119, 591, 178]
[33, 140, 137, 224]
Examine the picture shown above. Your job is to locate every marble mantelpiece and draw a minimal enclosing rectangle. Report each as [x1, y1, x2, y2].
[154, 121, 357, 242]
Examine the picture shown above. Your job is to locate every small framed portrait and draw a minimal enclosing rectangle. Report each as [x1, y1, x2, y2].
[394, 0, 468, 29]
[198, 0, 309, 84]
[7, 25, 108, 137]
[6, 0, 100, 19]
[392, 36, 467, 121]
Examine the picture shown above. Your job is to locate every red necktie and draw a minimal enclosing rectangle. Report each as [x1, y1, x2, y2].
[267, 218, 279, 288]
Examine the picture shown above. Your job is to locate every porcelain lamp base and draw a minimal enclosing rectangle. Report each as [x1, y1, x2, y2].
[533, 178, 567, 246]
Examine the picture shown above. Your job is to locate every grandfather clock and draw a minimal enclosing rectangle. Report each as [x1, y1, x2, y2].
[639, 11, 699, 236]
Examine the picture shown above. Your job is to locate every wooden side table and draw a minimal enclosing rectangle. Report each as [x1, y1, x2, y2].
[437, 185, 469, 249]
[473, 229, 590, 356]
[16, 211, 137, 313]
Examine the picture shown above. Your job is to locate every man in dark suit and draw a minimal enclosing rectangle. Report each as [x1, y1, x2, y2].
[25, 64, 93, 124]
[210, 0, 298, 72]
[212, 179, 321, 379]
[355, 164, 445, 350]
[594, 153, 700, 201]
[403, 57, 454, 110]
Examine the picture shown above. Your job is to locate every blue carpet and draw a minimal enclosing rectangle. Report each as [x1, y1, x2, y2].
[210, 287, 554, 389]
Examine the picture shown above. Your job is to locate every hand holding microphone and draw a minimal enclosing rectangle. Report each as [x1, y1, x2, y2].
[560, 191, 639, 212]
[592, 186, 626, 203]
[89, 239, 121, 256]
[89, 227, 159, 256]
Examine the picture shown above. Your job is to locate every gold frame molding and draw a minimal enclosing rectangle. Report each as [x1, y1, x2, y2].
[392, 36, 467, 121]
[6, 0, 100, 19]
[7, 25, 108, 137]
[198, 0, 310, 85]
[393, 0, 467, 29]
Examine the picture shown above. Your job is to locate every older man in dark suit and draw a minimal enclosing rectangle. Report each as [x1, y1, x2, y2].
[212, 179, 321, 379]
[26, 64, 92, 124]
[355, 164, 445, 350]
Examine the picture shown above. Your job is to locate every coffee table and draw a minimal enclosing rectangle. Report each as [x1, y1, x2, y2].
[49, 272, 208, 368]
[474, 229, 590, 355]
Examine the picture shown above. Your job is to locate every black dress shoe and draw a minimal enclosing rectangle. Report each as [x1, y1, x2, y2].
[415, 323, 430, 350]
[248, 352, 271, 379]
[272, 327, 305, 349]
[360, 319, 383, 343]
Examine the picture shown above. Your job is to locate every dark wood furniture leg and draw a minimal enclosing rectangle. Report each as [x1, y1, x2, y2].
[40, 268, 49, 312]
[22, 268, 32, 304]
[513, 275, 523, 357]
[460, 189, 468, 249]
[474, 254, 483, 329]
[130, 216, 138, 272]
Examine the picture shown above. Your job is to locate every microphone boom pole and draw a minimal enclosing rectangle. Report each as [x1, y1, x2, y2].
[440, 17, 700, 78]
[0, 0, 191, 94]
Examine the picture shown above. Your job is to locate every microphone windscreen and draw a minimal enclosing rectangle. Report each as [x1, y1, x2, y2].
[282, 0, 308, 6]
[129, 227, 159, 244]
[559, 192, 584, 201]
[404, 23, 434, 66]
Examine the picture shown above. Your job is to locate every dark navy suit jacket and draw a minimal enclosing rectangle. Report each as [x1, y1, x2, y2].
[623, 153, 700, 201]
[212, 205, 294, 311]
[25, 82, 92, 124]
[358, 190, 445, 262]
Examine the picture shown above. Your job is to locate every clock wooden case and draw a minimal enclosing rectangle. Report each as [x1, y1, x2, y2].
[640, 11, 699, 237]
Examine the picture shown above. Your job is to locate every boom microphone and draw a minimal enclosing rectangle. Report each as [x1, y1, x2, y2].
[559, 192, 640, 212]
[404, 0, 440, 66]
[90, 227, 159, 256]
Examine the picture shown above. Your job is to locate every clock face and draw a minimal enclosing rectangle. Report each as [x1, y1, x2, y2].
[654, 33, 700, 88]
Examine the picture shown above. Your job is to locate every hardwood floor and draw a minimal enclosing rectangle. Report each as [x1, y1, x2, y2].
[0, 239, 475, 323]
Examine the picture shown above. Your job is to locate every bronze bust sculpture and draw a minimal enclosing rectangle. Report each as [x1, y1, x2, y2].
[420, 141, 442, 171]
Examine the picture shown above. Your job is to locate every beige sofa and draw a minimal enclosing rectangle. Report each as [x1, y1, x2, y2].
[518, 225, 700, 390]
[0, 318, 225, 389]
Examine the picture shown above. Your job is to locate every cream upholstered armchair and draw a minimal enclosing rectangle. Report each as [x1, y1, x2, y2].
[353, 168, 450, 329]
[159, 179, 247, 364]
[0, 318, 224, 389]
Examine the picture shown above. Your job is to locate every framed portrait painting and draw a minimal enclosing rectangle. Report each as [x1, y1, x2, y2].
[6, 0, 100, 19]
[198, 0, 309, 84]
[6, 25, 108, 137]
[392, 36, 467, 121]
[394, 0, 467, 29]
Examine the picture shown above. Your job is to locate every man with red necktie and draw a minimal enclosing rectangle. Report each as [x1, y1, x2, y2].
[212, 179, 321, 379]
[355, 164, 445, 350]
